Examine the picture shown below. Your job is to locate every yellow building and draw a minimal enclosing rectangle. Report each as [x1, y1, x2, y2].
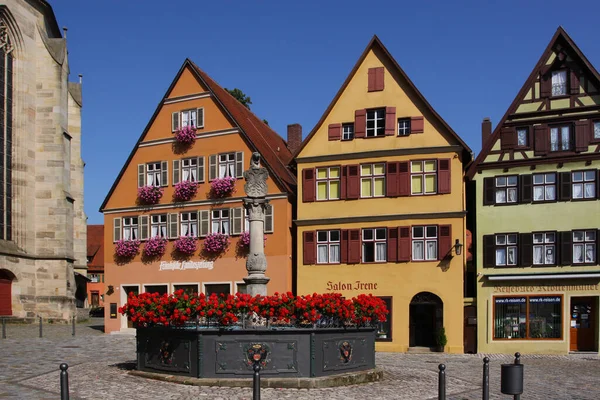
[294, 36, 472, 353]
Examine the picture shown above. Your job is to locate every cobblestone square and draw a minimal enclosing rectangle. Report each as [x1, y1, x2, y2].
[1, 319, 599, 399]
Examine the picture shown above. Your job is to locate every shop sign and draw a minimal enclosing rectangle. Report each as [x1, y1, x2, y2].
[493, 284, 598, 293]
[159, 261, 214, 271]
[326, 281, 378, 291]
[494, 297, 526, 304]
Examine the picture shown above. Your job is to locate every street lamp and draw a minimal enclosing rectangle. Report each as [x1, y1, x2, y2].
[454, 239, 463, 256]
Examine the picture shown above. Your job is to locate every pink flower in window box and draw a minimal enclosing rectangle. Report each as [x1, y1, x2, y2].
[238, 231, 267, 249]
[115, 239, 141, 259]
[143, 236, 168, 258]
[137, 186, 163, 205]
[210, 177, 236, 198]
[174, 236, 198, 255]
[173, 181, 198, 202]
[203, 232, 231, 254]
[174, 125, 196, 145]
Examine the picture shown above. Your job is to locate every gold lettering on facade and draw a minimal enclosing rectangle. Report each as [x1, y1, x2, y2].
[326, 281, 378, 291]
[493, 284, 599, 293]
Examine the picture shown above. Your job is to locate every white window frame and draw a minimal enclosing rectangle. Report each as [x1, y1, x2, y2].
[171, 283, 200, 294]
[342, 123, 354, 141]
[316, 230, 341, 264]
[495, 176, 518, 204]
[411, 226, 438, 261]
[211, 209, 230, 235]
[572, 170, 596, 199]
[362, 228, 387, 263]
[573, 230, 596, 264]
[180, 109, 198, 128]
[181, 158, 198, 182]
[143, 283, 169, 295]
[218, 153, 236, 178]
[410, 160, 437, 195]
[550, 125, 571, 152]
[398, 118, 411, 136]
[150, 214, 167, 238]
[146, 162, 162, 187]
[360, 163, 385, 198]
[180, 212, 198, 237]
[316, 166, 341, 201]
[235, 281, 248, 294]
[533, 173, 556, 202]
[366, 108, 385, 137]
[533, 232, 555, 265]
[495, 234, 518, 266]
[551, 70, 567, 96]
[202, 282, 232, 296]
[122, 217, 139, 240]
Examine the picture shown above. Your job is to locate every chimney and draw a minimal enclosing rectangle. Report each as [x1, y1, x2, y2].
[287, 124, 302, 154]
[481, 118, 492, 147]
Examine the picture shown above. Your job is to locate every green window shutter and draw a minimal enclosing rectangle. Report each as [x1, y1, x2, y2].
[168, 213, 179, 239]
[209, 155, 217, 181]
[161, 161, 168, 187]
[113, 218, 121, 242]
[138, 164, 146, 188]
[231, 207, 243, 235]
[235, 152, 244, 178]
[173, 160, 180, 185]
[172, 112, 179, 132]
[199, 210, 210, 237]
[197, 108, 204, 128]
[265, 204, 273, 233]
[139, 216, 149, 240]
[198, 157, 205, 183]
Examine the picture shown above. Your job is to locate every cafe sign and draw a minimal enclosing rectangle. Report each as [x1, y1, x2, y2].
[159, 261, 214, 271]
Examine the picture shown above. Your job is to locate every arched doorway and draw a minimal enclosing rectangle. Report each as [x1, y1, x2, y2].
[409, 292, 443, 348]
[0, 269, 15, 316]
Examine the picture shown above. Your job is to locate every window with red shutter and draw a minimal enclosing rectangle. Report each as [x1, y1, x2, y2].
[368, 67, 384, 92]
[303, 231, 316, 265]
[328, 123, 342, 141]
[387, 227, 398, 262]
[575, 121, 589, 152]
[302, 168, 315, 203]
[398, 162, 410, 196]
[386, 162, 399, 197]
[354, 110, 366, 138]
[348, 229, 361, 264]
[438, 225, 452, 260]
[346, 165, 360, 199]
[375, 67, 384, 90]
[385, 107, 396, 136]
[533, 125, 548, 156]
[501, 127, 517, 150]
[570, 70, 580, 95]
[398, 227, 411, 262]
[341, 229, 349, 264]
[341, 166, 347, 200]
[437, 159, 451, 194]
[410, 116, 424, 133]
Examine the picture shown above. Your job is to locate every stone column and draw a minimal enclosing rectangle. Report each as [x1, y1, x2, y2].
[242, 153, 270, 296]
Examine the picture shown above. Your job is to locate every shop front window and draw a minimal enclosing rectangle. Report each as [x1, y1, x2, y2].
[494, 296, 562, 340]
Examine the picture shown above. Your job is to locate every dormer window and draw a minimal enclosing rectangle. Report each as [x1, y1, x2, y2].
[551, 70, 567, 96]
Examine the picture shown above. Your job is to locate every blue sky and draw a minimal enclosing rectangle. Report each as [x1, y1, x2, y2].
[50, 0, 600, 224]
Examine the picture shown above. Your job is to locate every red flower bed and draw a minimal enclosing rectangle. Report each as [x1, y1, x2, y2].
[119, 290, 388, 328]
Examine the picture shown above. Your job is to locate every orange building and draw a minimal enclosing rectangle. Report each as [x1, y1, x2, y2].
[86, 225, 105, 308]
[100, 60, 297, 333]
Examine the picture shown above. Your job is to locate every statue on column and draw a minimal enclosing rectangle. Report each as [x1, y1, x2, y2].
[242, 153, 270, 296]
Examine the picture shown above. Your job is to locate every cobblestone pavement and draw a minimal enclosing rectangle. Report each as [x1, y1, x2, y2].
[1, 320, 599, 399]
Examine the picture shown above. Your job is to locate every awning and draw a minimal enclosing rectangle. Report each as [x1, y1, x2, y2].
[486, 272, 600, 281]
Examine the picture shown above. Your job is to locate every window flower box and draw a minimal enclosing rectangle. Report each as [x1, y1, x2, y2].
[174, 125, 196, 145]
[210, 177, 236, 198]
[138, 186, 163, 205]
[173, 181, 198, 202]
[203, 232, 230, 254]
[143, 236, 167, 258]
[174, 235, 197, 255]
[115, 239, 141, 259]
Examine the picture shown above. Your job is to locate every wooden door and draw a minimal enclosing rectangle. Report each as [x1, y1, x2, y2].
[410, 304, 436, 347]
[570, 297, 597, 352]
[0, 278, 12, 316]
[91, 292, 99, 307]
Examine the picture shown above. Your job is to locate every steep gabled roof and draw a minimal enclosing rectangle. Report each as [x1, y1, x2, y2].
[467, 26, 600, 179]
[87, 224, 104, 271]
[99, 59, 296, 212]
[293, 35, 472, 162]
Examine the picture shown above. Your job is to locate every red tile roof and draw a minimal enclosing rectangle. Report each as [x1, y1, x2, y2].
[87, 224, 104, 272]
[188, 61, 296, 193]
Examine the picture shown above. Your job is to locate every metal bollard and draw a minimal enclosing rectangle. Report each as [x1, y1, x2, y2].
[513, 352, 521, 400]
[72, 316, 76, 337]
[482, 357, 489, 400]
[438, 364, 446, 400]
[60, 363, 69, 400]
[248, 344, 267, 400]
[2, 318, 6, 339]
[39, 316, 42, 338]
[253, 363, 261, 400]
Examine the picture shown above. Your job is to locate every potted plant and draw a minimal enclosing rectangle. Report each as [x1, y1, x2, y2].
[143, 236, 167, 258]
[203, 232, 230, 254]
[137, 186, 163, 205]
[174, 125, 196, 145]
[436, 327, 448, 352]
[115, 239, 141, 259]
[174, 235, 197, 255]
[173, 180, 198, 202]
[210, 177, 236, 198]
